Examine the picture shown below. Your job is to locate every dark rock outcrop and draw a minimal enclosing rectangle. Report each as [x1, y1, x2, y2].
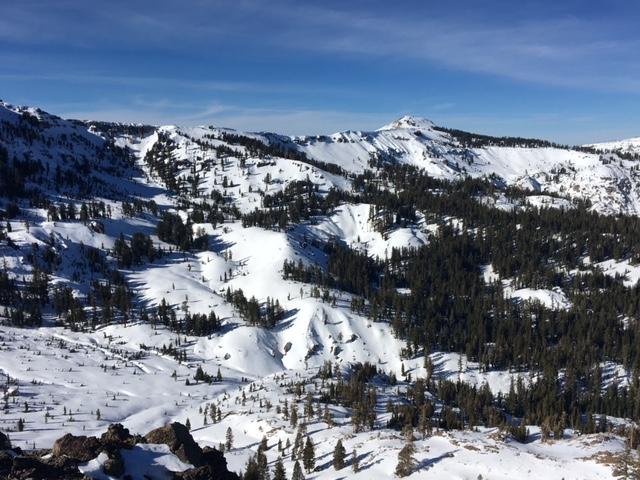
[144, 422, 202, 466]
[102, 449, 125, 477]
[10, 455, 84, 479]
[0, 431, 11, 450]
[101, 423, 138, 451]
[201, 446, 238, 480]
[51, 433, 102, 462]
[173, 465, 217, 480]
[2, 422, 237, 480]
[173, 463, 238, 480]
[0, 450, 15, 478]
[145, 423, 239, 479]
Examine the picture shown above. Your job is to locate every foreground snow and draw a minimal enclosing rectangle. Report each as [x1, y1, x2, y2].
[0, 322, 627, 479]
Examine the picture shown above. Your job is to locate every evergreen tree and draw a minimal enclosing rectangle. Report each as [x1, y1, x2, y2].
[273, 456, 287, 480]
[333, 438, 346, 470]
[292, 460, 305, 480]
[244, 455, 261, 480]
[352, 448, 360, 473]
[418, 404, 430, 439]
[225, 426, 234, 451]
[302, 436, 315, 473]
[395, 437, 416, 478]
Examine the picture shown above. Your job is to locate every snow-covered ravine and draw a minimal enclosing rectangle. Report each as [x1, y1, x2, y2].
[0, 323, 624, 479]
[0, 302, 527, 452]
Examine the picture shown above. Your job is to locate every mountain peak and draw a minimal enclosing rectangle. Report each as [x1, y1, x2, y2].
[378, 115, 435, 131]
[586, 136, 640, 152]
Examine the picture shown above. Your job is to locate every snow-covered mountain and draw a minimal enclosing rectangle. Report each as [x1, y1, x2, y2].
[295, 115, 640, 215]
[3, 100, 639, 215]
[587, 136, 640, 156]
[1, 100, 638, 479]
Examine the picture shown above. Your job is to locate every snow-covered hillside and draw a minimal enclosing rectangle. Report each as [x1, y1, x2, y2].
[1, 101, 639, 479]
[587, 137, 640, 156]
[295, 116, 640, 215]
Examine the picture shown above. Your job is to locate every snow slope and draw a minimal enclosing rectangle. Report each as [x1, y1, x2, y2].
[296, 117, 640, 215]
[0, 323, 624, 479]
[1, 101, 637, 478]
[587, 137, 640, 155]
[304, 203, 429, 259]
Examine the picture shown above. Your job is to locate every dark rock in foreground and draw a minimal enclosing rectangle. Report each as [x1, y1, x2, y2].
[0, 422, 238, 479]
[52, 433, 102, 462]
[145, 422, 203, 466]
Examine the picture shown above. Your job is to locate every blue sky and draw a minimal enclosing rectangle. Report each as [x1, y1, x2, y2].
[1, 0, 639, 143]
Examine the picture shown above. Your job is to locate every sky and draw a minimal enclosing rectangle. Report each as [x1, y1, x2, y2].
[1, 0, 639, 144]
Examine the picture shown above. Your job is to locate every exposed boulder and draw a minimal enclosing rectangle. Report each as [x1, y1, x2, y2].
[102, 450, 125, 477]
[0, 450, 14, 477]
[201, 446, 239, 480]
[10, 455, 84, 479]
[144, 422, 202, 466]
[101, 423, 138, 451]
[51, 433, 102, 462]
[0, 431, 11, 450]
[173, 465, 216, 480]
[4, 423, 238, 480]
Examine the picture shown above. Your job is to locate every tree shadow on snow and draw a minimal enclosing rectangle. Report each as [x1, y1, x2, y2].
[416, 449, 458, 471]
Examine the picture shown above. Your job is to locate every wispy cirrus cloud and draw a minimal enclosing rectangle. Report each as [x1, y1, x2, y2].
[254, 2, 640, 94]
[2, 0, 640, 93]
[0, 72, 342, 96]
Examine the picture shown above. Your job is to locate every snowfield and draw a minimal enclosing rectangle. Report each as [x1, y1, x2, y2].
[587, 137, 640, 155]
[0, 324, 624, 479]
[0, 101, 638, 478]
[305, 203, 429, 259]
[594, 258, 640, 287]
[506, 286, 572, 311]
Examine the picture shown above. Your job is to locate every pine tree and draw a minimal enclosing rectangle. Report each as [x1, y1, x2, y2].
[244, 455, 261, 480]
[185, 418, 191, 431]
[256, 449, 269, 480]
[304, 393, 314, 420]
[292, 430, 303, 461]
[418, 404, 429, 439]
[273, 456, 287, 480]
[395, 437, 416, 477]
[352, 448, 360, 472]
[333, 438, 346, 470]
[323, 404, 334, 427]
[302, 436, 315, 473]
[259, 435, 268, 452]
[292, 460, 305, 480]
[225, 426, 234, 451]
